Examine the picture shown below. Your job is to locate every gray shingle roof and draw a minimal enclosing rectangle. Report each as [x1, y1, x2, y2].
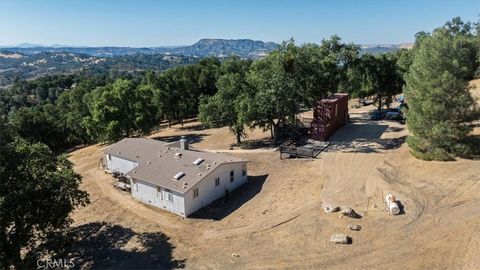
[105, 138, 247, 194]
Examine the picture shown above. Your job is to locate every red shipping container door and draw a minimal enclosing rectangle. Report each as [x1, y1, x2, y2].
[310, 93, 349, 141]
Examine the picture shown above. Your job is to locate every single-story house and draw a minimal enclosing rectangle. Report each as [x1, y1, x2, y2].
[104, 137, 248, 217]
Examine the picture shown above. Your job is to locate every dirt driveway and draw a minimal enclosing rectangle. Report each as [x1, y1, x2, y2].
[68, 106, 480, 269]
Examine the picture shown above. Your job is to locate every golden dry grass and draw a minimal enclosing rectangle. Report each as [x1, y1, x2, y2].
[68, 102, 480, 269]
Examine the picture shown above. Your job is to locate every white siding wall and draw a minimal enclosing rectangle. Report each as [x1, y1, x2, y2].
[105, 154, 138, 174]
[105, 153, 247, 217]
[184, 162, 248, 216]
[131, 178, 186, 216]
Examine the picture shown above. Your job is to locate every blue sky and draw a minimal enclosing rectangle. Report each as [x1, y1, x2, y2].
[0, 0, 478, 47]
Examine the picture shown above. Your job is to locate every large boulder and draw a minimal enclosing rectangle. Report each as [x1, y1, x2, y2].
[341, 207, 362, 219]
[348, 224, 361, 231]
[330, 234, 351, 244]
[323, 204, 341, 213]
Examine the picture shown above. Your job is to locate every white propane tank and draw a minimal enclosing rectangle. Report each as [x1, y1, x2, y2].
[385, 193, 400, 215]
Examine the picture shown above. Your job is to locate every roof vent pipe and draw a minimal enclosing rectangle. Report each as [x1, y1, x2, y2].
[173, 172, 185, 180]
[193, 158, 204, 165]
[180, 136, 189, 150]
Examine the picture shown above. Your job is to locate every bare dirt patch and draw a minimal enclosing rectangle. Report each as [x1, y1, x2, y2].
[469, 78, 480, 101]
[0, 52, 23, 59]
[68, 105, 480, 269]
[148, 121, 272, 151]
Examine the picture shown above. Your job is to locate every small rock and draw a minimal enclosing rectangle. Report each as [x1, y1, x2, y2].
[341, 207, 362, 219]
[323, 204, 341, 213]
[232, 253, 240, 257]
[348, 224, 361, 231]
[330, 234, 351, 244]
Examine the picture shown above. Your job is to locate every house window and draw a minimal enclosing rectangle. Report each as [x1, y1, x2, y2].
[166, 192, 173, 202]
[215, 177, 220, 187]
[230, 170, 234, 182]
[157, 187, 162, 199]
[193, 188, 199, 198]
[242, 170, 246, 176]
[107, 154, 111, 161]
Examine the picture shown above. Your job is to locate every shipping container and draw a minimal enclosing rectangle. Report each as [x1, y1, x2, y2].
[310, 93, 349, 141]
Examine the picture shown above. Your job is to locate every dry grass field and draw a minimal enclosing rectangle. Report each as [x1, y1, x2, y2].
[67, 102, 480, 269]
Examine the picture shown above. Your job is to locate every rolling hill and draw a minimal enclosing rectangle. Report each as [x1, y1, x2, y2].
[0, 39, 413, 87]
[1, 39, 279, 58]
[0, 51, 197, 87]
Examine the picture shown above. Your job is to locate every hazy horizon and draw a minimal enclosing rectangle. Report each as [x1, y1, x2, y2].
[0, 39, 417, 48]
[0, 0, 478, 47]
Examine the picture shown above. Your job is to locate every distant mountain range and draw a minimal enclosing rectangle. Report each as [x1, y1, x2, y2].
[360, 43, 414, 54]
[0, 39, 412, 58]
[162, 39, 279, 58]
[0, 39, 413, 87]
[0, 39, 279, 58]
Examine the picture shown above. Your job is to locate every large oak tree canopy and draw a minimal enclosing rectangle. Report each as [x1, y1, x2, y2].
[0, 128, 89, 267]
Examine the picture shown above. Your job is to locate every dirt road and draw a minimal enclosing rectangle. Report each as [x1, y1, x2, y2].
[68, 105, 480, 269]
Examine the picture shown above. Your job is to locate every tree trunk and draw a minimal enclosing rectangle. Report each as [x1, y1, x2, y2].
[273, 124, 279, 145]
[236, 132, 241, 144]
[377, 94, 382, 110]
[270, 126, 274, 139]
[12, 250, 22, 269]
[7, 240, 22, 269]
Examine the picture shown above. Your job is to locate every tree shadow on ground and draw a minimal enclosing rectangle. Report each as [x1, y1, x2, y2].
[459, 134, 480, 160]
[330, 122, 389, 142]
[385, 125, 405, 133]
[177, 123, 207, 132]
[325, 116, 407, 153]
[155, 118, 198, 129]
[150, 133, 209, 145]
[29, 222, 185, 269]
[233, 138, 276, 149]
[64, 144, 90, 154]
[326, 136, 407, 154]
[189, 174, 268, 220]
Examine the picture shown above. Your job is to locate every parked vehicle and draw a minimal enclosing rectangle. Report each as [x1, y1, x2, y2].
[386, 111, 403, 120]
[387, 108, 400, 113]
[371, 107, 406, 121]
[371, 110, 387, 120]
[360, 99, 374, 106]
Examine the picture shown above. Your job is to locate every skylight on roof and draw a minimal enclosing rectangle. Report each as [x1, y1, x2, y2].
[173, 172, 185, 180]
[193, 158, 204, 165]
